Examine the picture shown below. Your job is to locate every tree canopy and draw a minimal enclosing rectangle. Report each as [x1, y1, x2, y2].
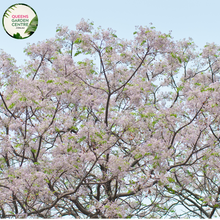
[0, 19, 220, 218]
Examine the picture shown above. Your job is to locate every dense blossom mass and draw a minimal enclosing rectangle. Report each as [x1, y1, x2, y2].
[0, 19, 220, 218]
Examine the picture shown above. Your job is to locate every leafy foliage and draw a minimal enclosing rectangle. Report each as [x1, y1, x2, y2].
[13, 32, 23, 39]
[0, 19, 220, 218]
[25, 15, 38, 35]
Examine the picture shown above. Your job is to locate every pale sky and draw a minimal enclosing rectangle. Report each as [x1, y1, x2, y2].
[1, 0, 220, 66]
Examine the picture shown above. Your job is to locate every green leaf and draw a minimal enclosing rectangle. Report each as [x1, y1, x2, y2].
[134, 153, 142, 160]
[74, 38, 82, 44]
[67, 147, 72, 152]
[74, 50, 82, 56]
[171, 52, 176, 58]
[167, 177, 175, 183]
[8, 103, 15, 109]
[19, 97, 27, 101]
[95, 132, 103, 139]
[105, 46, 113, 53]
[78, 136, 86, 143]
[56, 92, 62, 96]
[31, 149, 36, 153]
[25, 26, 37, 33]
[47, 80, 54, 83]
[14, 143, 22, 148]
[141, 40, 146, 46]
[177, 85, 184, 92]
[25, 15, 38, 35]
[167, 187, 175, 194]
[13, 33, 23, 39]
[30, 16, 38, 26]
[177, 56, 182, 63]
[111, 34, 117, 38]
[45, 179, 50, 183]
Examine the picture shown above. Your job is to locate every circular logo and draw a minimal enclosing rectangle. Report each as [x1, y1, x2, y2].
[2, 3, 38, 39]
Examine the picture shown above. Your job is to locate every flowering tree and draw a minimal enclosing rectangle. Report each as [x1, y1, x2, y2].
[0, 19, 220, 218]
